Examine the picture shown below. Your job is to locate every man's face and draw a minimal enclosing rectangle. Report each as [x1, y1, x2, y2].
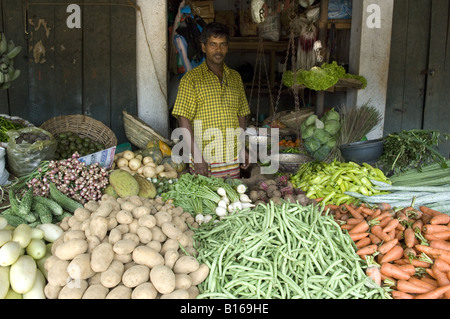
[202, 35, 228, 67]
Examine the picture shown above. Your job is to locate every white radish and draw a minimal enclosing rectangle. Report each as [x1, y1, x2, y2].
[239, 194, 252, 203]
[215, 206, 227, 217]
[229, 201, 243, 214]
[204, 214, 213, 223]
[195, 214, 205, 225]
[217, 200, 228, 209]
[217, 187, 227, 197]
[236, 184, 247, 194]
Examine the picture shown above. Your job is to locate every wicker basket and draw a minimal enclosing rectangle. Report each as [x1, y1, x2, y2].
[40, 114, 117, 148]
[275, 107, 315, 130]
[123, 111, 173, 149]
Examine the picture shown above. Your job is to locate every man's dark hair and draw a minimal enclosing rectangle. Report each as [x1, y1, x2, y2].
[199, 22, 230, 44]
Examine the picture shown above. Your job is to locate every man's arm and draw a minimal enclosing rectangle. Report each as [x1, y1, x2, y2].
[178, 116, 209, 176]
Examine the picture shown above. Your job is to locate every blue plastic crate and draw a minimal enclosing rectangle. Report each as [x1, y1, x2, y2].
[328, 0, 352, 20]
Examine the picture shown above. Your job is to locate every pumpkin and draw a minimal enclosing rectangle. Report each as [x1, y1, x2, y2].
[142, 144, 163, 165]
[161, 156, 186, 173]
[159, 140, 172, 157]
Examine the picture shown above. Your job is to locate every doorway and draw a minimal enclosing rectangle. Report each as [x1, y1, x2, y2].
[385, 0, 450, 158]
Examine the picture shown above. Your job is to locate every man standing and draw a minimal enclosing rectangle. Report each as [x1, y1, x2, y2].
[172, 22, 251, 179]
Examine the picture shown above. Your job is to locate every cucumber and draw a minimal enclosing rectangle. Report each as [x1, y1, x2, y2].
[11, 224, 32, 248]
[49, 183, 83, 213]
[10, 255, 37, 294]
[22, 269, 46, 299]
[0, 241, 21, 266]
[31, 201, 53, 224]
[0, 265, 9, 299]
[0, 216, 7, 230]
[33, 196, 64, 216]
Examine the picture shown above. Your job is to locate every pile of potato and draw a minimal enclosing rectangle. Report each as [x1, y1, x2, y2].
[43, 194, 209, 299]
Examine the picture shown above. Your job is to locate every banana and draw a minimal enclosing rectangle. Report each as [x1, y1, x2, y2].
[10, 69, 20, 82]
[7, 40, 15, 53]
[0, 34, 22, 84]
[0, 33, 7, 55]
[6, 46, 21, 59]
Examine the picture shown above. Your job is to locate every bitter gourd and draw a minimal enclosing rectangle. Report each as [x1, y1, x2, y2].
[9, 188, 36, 223]
[32, 201, 53, 224]
[49, 183, 83, 213]
[2, 214, 26, 227]
[33, 196, 64, 216]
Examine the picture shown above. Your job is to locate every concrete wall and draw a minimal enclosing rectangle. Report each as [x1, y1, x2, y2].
[136, 0, 169, 138]
[347, 0, 394, 140]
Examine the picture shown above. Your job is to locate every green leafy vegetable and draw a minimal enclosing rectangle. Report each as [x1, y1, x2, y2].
[282, 61, 367, 91]
[378, 129, 450, 175]
[300, 67, 339, 91]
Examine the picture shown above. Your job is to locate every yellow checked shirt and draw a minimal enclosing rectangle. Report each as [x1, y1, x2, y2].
[172, 61, 250, 163]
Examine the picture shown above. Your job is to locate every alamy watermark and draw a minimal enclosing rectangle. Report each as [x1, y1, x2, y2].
[65, 3, 383, 30]
[170, 122, 280, 175]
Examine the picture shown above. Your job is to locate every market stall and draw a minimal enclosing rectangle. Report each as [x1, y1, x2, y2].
[0, 102, 449, 300]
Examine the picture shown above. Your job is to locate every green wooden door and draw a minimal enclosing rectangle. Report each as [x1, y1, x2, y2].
[385, 0, 450, 158]
[423, 0, 450, 158]
[0, 0, 137, 145]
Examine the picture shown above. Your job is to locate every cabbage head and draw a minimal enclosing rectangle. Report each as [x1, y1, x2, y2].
[302, 125, 316, 139]
[304, 136, 321, 153]
[326, 136, 337, 149]
[324, 120, 341, 136]
[314, 129, 331, 144]
[304, 114, 318, 127]
[323, 108, 341, 123]
[313, 144, 331, 161]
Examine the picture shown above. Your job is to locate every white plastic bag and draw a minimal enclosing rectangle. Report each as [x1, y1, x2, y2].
[0, 147, 10, 185]
[259, 14, 280, 41]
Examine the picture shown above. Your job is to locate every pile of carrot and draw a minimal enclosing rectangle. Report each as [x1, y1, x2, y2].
[325, 202, 450, 299]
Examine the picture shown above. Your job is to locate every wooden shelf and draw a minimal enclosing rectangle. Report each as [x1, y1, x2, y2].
[291, 78, 365, 92]
[228, 37, 289, 52]
[323, 19, 352, 30]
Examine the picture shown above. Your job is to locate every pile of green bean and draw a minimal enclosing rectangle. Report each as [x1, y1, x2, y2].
[0, 116, 26, 143]
[193, 202, 389, 299]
